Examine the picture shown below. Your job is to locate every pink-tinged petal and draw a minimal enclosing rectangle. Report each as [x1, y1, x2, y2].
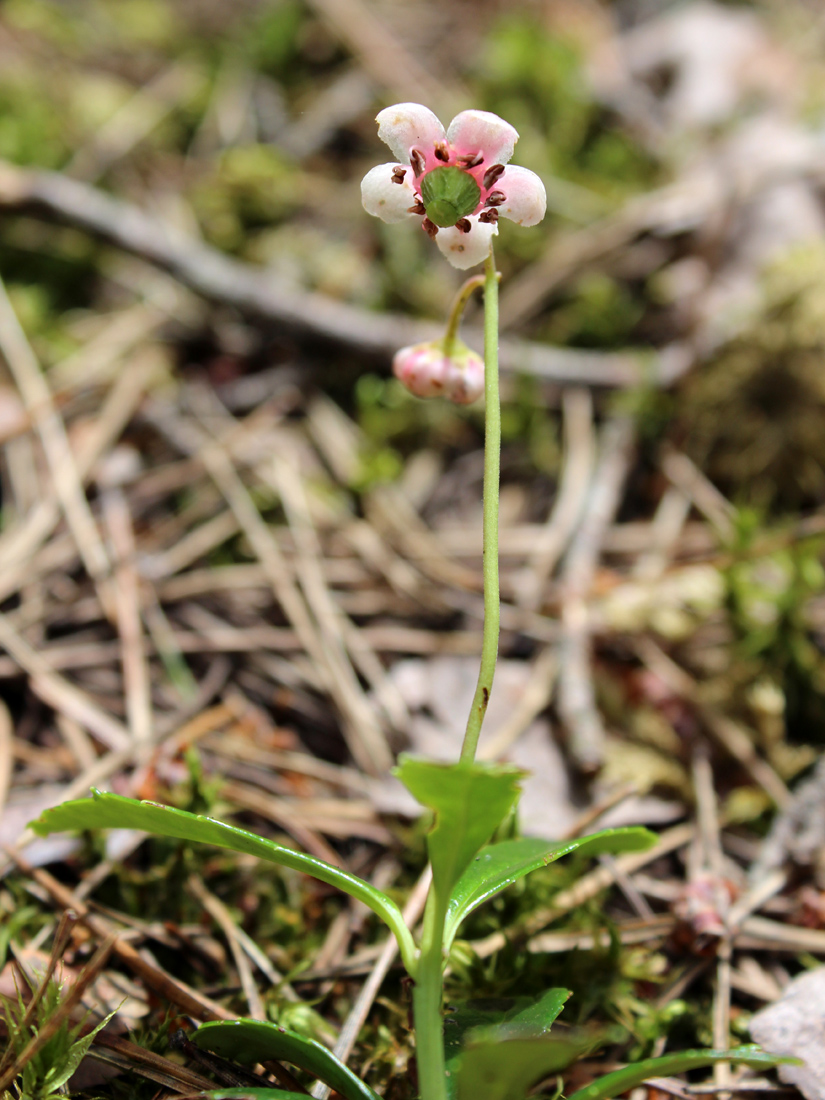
[496, 165, 547, 227]
[446, 110, 519, 166]
[435, 218, 497, 270]
[361, 163, 417, 224]
[393, 343, 450, 399]
[445, 351, 484, 404]
[376, 103, 445, 164]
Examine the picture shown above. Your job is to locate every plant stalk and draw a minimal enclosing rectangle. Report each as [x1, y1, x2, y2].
[412, 891, 450, 1100]
[460, 245, 500, 764]
[413, 244, 502, 1100]
[442, 273, 485, 358]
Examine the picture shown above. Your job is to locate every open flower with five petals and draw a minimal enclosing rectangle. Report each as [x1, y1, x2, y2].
[361, 103, 546, 269]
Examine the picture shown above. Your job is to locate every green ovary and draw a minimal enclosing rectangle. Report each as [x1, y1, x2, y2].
[420, 166, 481, 228]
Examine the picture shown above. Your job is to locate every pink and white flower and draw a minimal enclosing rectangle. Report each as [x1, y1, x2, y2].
[361, 103, 546, 269]
[393, 339, 484, 404]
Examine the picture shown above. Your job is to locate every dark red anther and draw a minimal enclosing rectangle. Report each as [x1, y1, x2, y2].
[391, 166, 407, 184]
[407, 200, 426, 215]
[457, 151, 484, 168]
[485, 190, 505, 206]
[478, 208, 498, 224]
[456, 218, 471, 233]
[421, 218, 439, 239]
[410, 149, 426, 176]
[482, 163, 506, 189]
[434, 142, 450, 162]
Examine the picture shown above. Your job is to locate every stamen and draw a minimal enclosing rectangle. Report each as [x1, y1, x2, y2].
[408, 201, 426, 215]
[410, 149, 426, 176]
[434, 142, 450, 163]
[485, 191, 505, 207]
[421, 218, 439, 239]
[457, 151, 484, 168]
[478, 208, 499, 224]
[456, 218, 471, 233]
[391, 167, 407, 184]
[482, 163, 506, 189]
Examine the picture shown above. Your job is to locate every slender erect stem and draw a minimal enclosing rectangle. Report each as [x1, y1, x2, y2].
[460, 245, 501, 764]
[412, 246, 502, 1100]
[411, 891, 450, 1100]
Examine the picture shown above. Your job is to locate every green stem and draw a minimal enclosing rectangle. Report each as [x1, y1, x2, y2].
[460, 244, 500, 765]
[412, 245, 501, 1100]
[412, 891, 450, 1100]
[442, 273, 485, 358]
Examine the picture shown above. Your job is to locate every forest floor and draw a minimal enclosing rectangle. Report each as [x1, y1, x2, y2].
[3, 0, 825, 1098]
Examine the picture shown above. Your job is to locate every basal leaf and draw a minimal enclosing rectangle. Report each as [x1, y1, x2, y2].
[186, 1091, 307, 1099]
[444, 827, 656, 948]
[445, 988, 571, 1053]
[455, 1029, 599, 1100]
[30, 792, 416, 975]
[566, 1045, 798, 1100]
[194, 1020, 381, 1100]
[444, 989, 571, 1080]
[395, 756, 523, 903]
[498, 987, 572, 1033]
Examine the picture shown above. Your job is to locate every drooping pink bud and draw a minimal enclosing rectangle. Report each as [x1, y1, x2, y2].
[443, 346, 484, 405]
[392, 339, 484, 405]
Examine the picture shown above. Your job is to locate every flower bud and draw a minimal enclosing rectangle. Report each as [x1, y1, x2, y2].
[392, 339, 484, 405]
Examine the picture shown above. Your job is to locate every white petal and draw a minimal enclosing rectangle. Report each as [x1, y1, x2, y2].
[376, 103, 445, 164]
[435, 218, 497, 270]
[447, 110, 518, 166]
[496, 165, 547, 226]
[361, 163, 417, 224]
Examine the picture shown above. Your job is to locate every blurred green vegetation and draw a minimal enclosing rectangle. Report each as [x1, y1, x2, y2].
[0, 1, 663, 337]
[477, 17, 657, 200]
[680, 244, 825, 511]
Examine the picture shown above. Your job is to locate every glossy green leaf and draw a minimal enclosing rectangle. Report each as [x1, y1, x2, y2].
[493, 986, 571, 1033]
[395, 756, 523, 902]
[455, 1029, 599, 1100]
[188, 1091, 306, 1100]
[194, 1021, 380, 1100]
[444, 827, 656, 948]
[566, 1045, 797, 1100]
[30, 791, 417, 975]
[445, 988, 571, 1049]
[444, 989, 571, 1068]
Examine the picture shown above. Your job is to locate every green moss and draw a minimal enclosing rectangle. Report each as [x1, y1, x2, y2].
[191, 145, 311, 252]
[474, 15, 658, 201]
[244, 0, 308, 79]
[540, 272, 644, 349]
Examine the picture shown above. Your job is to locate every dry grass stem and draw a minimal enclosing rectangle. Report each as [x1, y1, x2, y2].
[0, 274, 110, 587]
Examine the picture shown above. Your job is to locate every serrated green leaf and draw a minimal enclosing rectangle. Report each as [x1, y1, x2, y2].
[395, 756, 523, 903]
[566, 1045, 798, 1100]
[444, 827, 656, 948]
[30, 791, 416, 975]
[194, 1020, 380, 1100]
